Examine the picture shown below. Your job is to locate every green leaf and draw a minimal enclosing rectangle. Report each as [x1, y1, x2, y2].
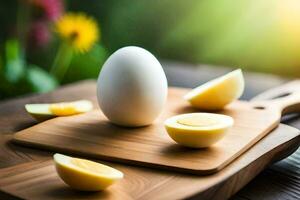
[5, 59, 24, 82]
[0, 53, 4, 77]
[63, 44, 108, 83]
[26, 65, 58, 93]
[5, 39, 19, 60]
[4, 39, 25, 83]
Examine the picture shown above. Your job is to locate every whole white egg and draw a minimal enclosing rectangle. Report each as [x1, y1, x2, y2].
[97, 46, 168, 127]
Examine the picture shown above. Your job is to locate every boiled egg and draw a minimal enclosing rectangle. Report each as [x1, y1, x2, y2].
[97, 46, 168, 127]
[54, 153, 123, 191]
[164, 113, 234, 148]
[184, 69, 244, 110]
[25, 100, 93, 121]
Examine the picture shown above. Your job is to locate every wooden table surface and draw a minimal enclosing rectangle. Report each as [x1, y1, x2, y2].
[0, 61, 299, 200]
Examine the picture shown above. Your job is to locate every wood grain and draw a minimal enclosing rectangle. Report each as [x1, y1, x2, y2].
[1, 124, 299, 200]
[12, 86, 293, 175]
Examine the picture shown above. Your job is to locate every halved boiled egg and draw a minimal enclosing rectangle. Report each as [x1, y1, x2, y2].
[25, 100, 93, 121]
[184, 69, 244, 110]
[164, 113, 234, 148]
[54, 153, 123, 191]
[49, 100, 93, 116]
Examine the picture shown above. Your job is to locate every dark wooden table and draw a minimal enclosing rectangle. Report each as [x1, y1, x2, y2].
[0, 61, 299, 200]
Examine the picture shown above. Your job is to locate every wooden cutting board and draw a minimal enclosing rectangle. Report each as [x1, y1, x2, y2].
[2, 124, 300, 200]
[13, 81, 300, 175]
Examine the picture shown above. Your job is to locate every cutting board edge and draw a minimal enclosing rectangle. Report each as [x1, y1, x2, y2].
[12, 137, 219, 175]
[12, 121, 281, 175]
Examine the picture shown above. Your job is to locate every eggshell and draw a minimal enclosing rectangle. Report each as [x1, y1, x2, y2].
[97, 46, 168, 127]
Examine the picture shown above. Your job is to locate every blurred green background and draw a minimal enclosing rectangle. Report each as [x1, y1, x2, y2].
[1, 0, 300, 99]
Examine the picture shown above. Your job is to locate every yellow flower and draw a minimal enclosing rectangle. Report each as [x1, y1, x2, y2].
[55, 13, 99, 53]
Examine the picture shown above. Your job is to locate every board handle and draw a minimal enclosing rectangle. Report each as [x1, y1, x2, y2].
[251, 80, 300, 115]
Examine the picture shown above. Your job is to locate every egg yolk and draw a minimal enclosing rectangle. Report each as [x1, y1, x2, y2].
[71, 158, 114, 175]
[49, 103, 78, 116]
[177, 116, 218, 127]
